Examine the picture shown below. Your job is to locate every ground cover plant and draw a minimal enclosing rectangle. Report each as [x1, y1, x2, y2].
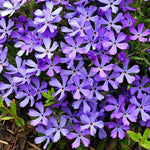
[0, 0, 150, 149]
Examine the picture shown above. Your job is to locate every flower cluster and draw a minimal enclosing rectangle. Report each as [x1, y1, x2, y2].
[0, 0, 150, 149]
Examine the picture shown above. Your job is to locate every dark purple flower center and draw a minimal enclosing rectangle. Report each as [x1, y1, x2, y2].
[106, 78, 110, 81]
[77, 87, 80, 90]
[90, 122, 93, 126]
[110, 2, 113, 5]
[138, 86, 142, 90]
[78, 134, 81, 137]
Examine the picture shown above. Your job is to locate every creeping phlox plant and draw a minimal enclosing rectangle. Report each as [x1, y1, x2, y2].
[0, 0, 150, 149]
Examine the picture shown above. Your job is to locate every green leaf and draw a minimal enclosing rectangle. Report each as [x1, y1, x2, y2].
[143, 128, 149, 141]
[50, 88, 55, 95]
[130, 56, 144, 61]
[140, 141, 150, 149]
[15, 117, 25, 127]
[10, 99, 17, 116]
[127, 131, 139, 142]
[1, 116, 14, 120]
[0, 97, 3, 107]
[138, 132, 143, 141]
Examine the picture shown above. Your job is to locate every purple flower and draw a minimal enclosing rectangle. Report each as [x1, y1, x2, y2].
[130, 76, 150, 99]
[0, 1, 21, 17]
[70, 75, 91, 100]
[114, 58, 140, 84]
[31, 77, 47, 100]
[34, 1, 62, 33]
[0, 74, 17, 98]
[118, 52, 126, 62]
[61, 60, 84, 84]
[101, 9, 123, 33]
[118, 104, 137, 125]
[6, 56, 24, 75]
[28, 101, 52, 126]
[52, 0, 69, 5]
[91, 55, 113, 78]
[98, 0, 122, 13]
[66, 124, 90, 148]
[102, 31, 129, 55]
[77, 5, 98, 23]
[120, 0, 136, 12]
[0, 47, 9, 73]
[121, 12, 135, 28]
[34, 38, 58, 59]
[41, 55, 61, 77]
[109, 119, 129, 139]
[129, 23, 150, 42]
[16, 84, 36, 107]
[89, 81, 104, 100]
[72, 96, 95, 113]
[80, 112, 104, 136]
[61, 15, 89, 37]
[34, 125, 52, 149]
[25, 59, 41, 76]
[104, 95, 125, 119]
[46, 116, 69, 142]
[15, 33, 39, 56]
[61, 36, 85, 59]
[130, 94, 150, 122]
[49, 75, 70, 100]
[95, 71, 119, 91]
[12, 68, 32, 85]
[62, 107, 79, 124]
[0, 18, 14, 41]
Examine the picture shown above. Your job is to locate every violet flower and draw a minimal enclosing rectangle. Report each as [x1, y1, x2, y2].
[0, 18, 14, 41]
[98, 0, 122, 14]
[70, 75, 91, 100]
[61, 60, 84, 84]
[129, 23, 150, 42]
[31, 77, 47, 100]
[91, 55, 113, 78]
[101, 9, 123, 33]
[77, 5, 99, 23]
[80, 112, 104, 136]
[0, 47, 9, 73]
[130, 94, 150, 122]
[121, 12, 135, 28]
[95, 71, 119, 91]
[118, 104, 137, 125]
[0, 1, 21, 17]
[49, 75, 70, 100]
[25, 59, 41, 76]
[130, 76, 150, 99]
[28, 101, 52, 126]
[104, 95, 125, 119]
[34, 38, 58, 59]
[41, 55, 61, 77]
[34, 1, 62, 33]
[109, 119, 129, 139]
[114, 58, 140, 84]
[102, 31, 129, 55]
[61, 36, 85, 60]
[46, 116, 69, 142]
[0, 74, 17, 98]
[66, 124, 90, 148]
[34, 125, 53, 149]
[72, 96, 95, 113]
[89, 81, 104, 100]
[16, 84, 36, 107]
[120, 0, 136, 12]
[6, 56, 24, 75]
